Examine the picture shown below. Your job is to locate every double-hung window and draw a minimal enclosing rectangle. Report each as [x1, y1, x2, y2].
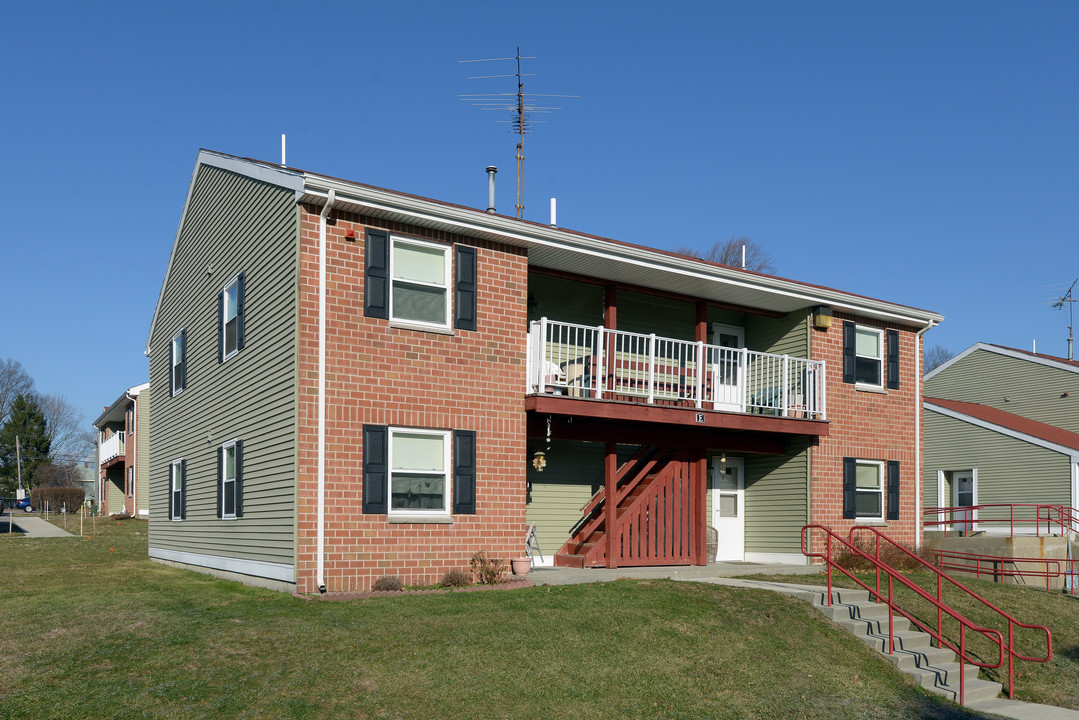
[854, 326, 883, 387]
[390, 237, 451, 329]
[169, 459, 186, 521]
[170, 330, 186, 396]
[389, 428, 451, 515]
[220, 273, 245, 362]
[854, 460, 884, 520]
[217, 439, 243, 519]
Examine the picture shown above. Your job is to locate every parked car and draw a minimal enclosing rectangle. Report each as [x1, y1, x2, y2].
[15, 497, 33, 512]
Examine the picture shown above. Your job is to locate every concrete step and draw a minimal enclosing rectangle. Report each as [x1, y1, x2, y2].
[792, 584, 1002, 707]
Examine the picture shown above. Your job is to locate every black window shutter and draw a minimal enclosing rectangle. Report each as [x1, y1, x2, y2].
[235, 272, 246, 351]
[842, 457, 856, 519]
[362, 425, 388, 513]
[454, 246, 477, 331]
[179, 329, 187, 391]
[887, 460, 900, 520]
[216, 446, 223, 518]
[365, 229, 390, 319]
[235, 440, 244, 518]
[169, 338, 175, 395]
[842, 321, 856, 385]
[453, 430, 477, 514]
[168, 463, 174, 520]
[217, 289, 225, 363]
[180, 459, 187, 520]
[886, 329, 899, 390]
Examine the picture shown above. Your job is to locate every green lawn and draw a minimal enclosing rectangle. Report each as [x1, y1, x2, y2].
[2, 519, 990, 719]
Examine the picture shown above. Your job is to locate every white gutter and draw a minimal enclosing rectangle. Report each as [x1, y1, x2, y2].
[316, 188, 335, 593]
[914, 319, 938, 549]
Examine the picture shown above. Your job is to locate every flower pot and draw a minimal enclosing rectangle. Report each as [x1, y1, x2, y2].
[510, 557, 532, 576]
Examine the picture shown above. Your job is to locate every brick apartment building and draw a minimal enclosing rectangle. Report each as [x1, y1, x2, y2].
[93, 382, 150, 517]
[145, 150, 942, 593]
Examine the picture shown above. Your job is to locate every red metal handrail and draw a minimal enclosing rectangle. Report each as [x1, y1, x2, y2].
[925, 503, 1079, 538]
[928, 548, 1079, 595]
[802, 525, 1052, 704]
[851, 527, 1052, 701]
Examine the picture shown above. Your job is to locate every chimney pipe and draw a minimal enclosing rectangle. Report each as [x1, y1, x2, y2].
[550, 198, 557, 227]
[485, 166, 498, 213]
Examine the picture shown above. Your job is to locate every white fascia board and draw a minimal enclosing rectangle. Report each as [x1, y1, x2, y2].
[144, 150, 305, 356]
[301, 178, 943, 327]
[925, 401, 1079, 461]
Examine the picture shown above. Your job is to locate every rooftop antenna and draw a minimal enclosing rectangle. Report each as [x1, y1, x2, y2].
[1051, 277, 1078, 360]
[459, 48, 577, 220]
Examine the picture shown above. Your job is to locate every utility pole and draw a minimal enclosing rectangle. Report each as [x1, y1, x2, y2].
[1052, 278, 1077, 361]
[16, 435, 23, 498]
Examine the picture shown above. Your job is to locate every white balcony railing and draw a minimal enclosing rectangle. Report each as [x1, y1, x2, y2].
[99, 431, 126, 465]
[527, 318, 826, 420]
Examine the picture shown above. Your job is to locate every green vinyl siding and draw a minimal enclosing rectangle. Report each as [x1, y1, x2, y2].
[924, 408, 1073, 512]
[745, 311, 809, 358]
[619, 291, 695, 340]
[525, 440, 604, 557]
[927, 349, 1079, 432]
[527, 274, 604, 327]
[744, 437, 811, 555]
[148, 163, 298, 573]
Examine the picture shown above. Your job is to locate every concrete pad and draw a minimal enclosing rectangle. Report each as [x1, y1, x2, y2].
[0, 511, 74, 538]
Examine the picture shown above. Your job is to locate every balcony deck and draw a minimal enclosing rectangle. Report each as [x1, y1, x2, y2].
[527, 318, 828, 439]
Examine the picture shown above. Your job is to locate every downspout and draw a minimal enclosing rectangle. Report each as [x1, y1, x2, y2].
[914, 319, 938, 549]
[317, 189, 335, 593]
[126, 390, 137, 517]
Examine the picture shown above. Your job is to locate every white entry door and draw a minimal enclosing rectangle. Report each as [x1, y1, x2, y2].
[953, 471, 977, 533]
[712, 458, 745, 561]
[711, 323, 745, 412]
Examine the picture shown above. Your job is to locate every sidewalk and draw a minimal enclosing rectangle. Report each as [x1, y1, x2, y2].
[0, 510, 74, 537]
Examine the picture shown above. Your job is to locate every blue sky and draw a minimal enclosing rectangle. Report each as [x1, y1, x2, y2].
[2, 1, 1077, 434]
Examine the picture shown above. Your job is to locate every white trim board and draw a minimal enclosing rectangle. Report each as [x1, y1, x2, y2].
[149, 546, 295, 583]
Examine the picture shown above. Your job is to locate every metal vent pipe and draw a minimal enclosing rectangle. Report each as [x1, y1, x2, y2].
[486, 166, 498, 213]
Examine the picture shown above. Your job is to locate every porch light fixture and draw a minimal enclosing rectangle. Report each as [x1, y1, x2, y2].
[812, 306, 833, 330]
[532, 451, 547, 472]
[527, 293, 538, 314]
[719, 452, 726, 467]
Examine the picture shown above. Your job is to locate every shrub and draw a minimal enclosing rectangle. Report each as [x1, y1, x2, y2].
[371, 575, 404, 592]
[29, 487, 85, 514]
[440, 569, 472, 588]
[469, 551, 506, 585]
[834, 537, 937, 573]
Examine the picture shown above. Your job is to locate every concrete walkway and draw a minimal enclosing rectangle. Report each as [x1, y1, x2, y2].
[527, 563, 1079, 720]
[0, 510, 74, 537]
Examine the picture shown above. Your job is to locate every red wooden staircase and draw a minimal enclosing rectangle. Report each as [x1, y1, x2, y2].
[554, 446, 700, 568]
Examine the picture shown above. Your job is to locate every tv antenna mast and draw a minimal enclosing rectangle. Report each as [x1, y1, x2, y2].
[1052, 278, 1078, 360]
[459, 48, 576, 219]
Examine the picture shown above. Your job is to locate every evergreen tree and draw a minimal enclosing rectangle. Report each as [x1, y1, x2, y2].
[0, 393, 51, 496]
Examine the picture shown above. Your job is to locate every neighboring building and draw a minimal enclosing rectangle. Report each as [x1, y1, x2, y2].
[145, 149, 942, 594]
[93, 383, 151, 517]
[924, 343, 1079, 532]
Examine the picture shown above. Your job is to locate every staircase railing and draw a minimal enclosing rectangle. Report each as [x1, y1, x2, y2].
[927, 548, 1077, 594]
[802, 525, 1052, 704]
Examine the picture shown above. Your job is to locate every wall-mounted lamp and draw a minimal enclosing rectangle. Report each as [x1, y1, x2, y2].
[532, 451, 547, 472]
[812, 306, 833, 330]
[527, 293, 538, 315]
[344, 229, 357, 242]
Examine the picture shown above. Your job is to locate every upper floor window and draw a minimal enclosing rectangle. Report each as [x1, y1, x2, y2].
[220, 273, 245, 362]
[391, 237, 451, 329]
[170, 330, 186, 396]
[854, 326, 882, 386]
[843, 322, 899, 390]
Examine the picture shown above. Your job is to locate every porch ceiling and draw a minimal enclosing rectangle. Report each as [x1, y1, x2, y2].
[525, 396, 827, 453]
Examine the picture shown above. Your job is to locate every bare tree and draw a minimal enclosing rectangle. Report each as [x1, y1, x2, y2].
[924, 345, 956, 374]
[34, 461, 84, 488]
[673, 237, 777, 274]
[0, 358, 35, 426]
[36, 393, 92, 462]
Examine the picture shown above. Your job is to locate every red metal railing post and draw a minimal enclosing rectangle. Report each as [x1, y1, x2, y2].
[888, 574, 895, 654]
[1008, 622, 1015, 699]
[960, 625, 966, 706]
[826, 532, 833, 606]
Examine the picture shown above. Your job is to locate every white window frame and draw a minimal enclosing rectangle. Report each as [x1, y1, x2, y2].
[171, 330, 185, 396]
[221, 275, 242, 362]
[854, 325, 884, 389]
[387, 427, 452, 518]
[221, 439, 239, 520]
[855, 459, 885, 521]
[170, 459, 184, 522]
[389, 236, 452, 331]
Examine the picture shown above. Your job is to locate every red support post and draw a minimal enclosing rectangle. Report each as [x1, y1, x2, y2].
[604, 441, 618, 569]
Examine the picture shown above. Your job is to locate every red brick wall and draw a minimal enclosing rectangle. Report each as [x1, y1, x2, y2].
[810, 313, 923, 547]
[294, 206, 528, 593]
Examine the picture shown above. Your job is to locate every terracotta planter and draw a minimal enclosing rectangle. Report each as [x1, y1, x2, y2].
[510, 557, 532, 575]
